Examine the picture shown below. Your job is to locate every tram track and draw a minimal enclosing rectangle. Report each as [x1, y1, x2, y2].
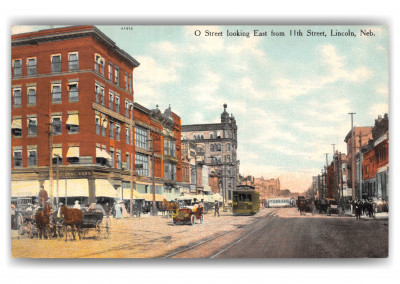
[162, 209, 278, 258]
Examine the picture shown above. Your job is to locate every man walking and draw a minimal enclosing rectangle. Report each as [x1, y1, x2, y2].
[214, 200, 220, 217]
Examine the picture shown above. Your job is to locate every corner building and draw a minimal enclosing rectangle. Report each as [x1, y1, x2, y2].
[11, 26, 182, 206]
[181, 104, 239, 202]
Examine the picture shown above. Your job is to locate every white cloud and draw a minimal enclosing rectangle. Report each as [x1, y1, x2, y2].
[135, 56, 180, 84]
[369, 103, 389, 117]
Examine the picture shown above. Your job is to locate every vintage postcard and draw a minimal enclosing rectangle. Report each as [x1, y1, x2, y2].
[10, 25, 388, 258]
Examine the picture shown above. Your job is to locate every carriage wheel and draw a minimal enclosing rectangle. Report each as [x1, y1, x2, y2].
[17, 214, 25, 235]
[190, 215, 196, 226]
[200, 214, 204, 224]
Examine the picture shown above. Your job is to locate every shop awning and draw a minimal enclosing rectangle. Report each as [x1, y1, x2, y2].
[43, 179, 89, 197]
[66, 114, 79, 126]
[96, 148, 111, 160]
[66, 146, 80, 158]
[95, 179, 118, 198]
[142, 194, 166, 202]
[11, 180, 40, 197]
[52, 147, 62, 159]
[11, 118, 22, 130]
[214, 193, 223, 202]
[122, 188, 145, 200]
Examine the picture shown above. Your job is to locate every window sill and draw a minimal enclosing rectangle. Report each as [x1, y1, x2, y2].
[13, 105, 22, 108]
[69, 100, 79, 103]
[13, 135, 22, 139]
[27, 104, 36, 107]
[52, 101, 62, 105]
[27, 135, 37, 138]
[68, 132, 79, 135]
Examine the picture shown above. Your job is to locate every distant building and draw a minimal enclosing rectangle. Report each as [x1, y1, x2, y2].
[181, 104, 239, 202]
[254, 177, 281, 201]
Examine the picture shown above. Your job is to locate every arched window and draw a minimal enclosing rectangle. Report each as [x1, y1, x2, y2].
[201, 134, 204, 139]
[193, 135, 197, 140]
[210, 144, 215, 152]
[227, 143, 231, 151]
[210, 133, 213, 139]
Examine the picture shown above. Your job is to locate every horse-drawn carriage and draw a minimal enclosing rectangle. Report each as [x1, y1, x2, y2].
[171, 205, 204, 225]
[58, 205, 111, 241]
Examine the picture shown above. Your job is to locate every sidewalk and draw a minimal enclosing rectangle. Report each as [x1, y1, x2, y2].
[343, 210, 389, 220]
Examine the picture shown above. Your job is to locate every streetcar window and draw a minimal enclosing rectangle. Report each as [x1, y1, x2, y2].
[247, 194, 252, 201]
[233, 196, 238, 202]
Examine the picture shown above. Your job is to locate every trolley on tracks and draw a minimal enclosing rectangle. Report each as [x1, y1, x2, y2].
[232, 186, 260, 215]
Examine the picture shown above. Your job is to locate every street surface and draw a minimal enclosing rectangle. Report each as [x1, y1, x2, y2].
[11, 208, 388, 258]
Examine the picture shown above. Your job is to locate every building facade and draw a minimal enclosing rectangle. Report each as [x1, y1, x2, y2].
[11, 26, 182, 207]
[254, 177, 281, 201]
[181, 104, 239, 202]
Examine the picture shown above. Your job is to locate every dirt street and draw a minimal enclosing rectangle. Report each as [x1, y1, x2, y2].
[11, 208, 388, 258]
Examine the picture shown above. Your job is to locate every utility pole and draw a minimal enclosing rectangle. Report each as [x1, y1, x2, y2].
[348, 112, 356, 200]
[56, 155, 60, 205]
[325, 153, 329, 198]
[151, 138, 157, 216]
[129, 105, 134, 217]
[49, 121, 54, 206]
[331, 144, 336, 200]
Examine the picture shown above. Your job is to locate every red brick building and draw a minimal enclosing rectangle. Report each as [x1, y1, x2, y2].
[11, 26, 182, 206]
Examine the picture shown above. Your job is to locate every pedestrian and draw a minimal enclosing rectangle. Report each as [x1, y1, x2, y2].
[214, 200, 220, 217]
[115, 202, 122, 219]
[105, 202, 111, 217]
[11, 203, 16, 229]
[73, 200, 81, 209]
[355, 200, 361, 220]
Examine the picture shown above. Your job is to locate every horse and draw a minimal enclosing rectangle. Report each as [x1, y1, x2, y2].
[299, 201, 307, 216]
[57, 205, 83, 241]
[35, 202, 52, 239]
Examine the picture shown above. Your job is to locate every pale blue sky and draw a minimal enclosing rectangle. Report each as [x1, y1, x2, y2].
[12, 25, 389, 191]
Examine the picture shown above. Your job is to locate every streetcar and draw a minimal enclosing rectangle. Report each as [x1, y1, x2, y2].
[232, 186, 260, 215]
[265, 197, 292, 208]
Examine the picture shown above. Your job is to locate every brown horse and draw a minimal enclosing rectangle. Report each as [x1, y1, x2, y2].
[57, 205, 83, 241]
[35, 202, 51, 239]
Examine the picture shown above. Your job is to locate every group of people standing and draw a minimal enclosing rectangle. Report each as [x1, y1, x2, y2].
[352, 198, 388, 219]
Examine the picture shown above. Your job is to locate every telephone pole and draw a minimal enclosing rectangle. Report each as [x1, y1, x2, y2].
[331, 144, 337, 200]
[348, 112, 356, 200]
[151, 138, 157, 216]
[325, 153, 329, 198]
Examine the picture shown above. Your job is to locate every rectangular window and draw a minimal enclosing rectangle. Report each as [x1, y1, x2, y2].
[115, 96, 120, 113]
[68, 52, 79, 71]
[135, 153, 149, 176]
[27, 58, 37, 75]
[125, 72, 128, 89]
[116, 124, 120, 141]
[126, 153, 130, 170]
[68, 82, 79, 102]
[110, 150, 115, 168]
[28, 149, 37, 167]
[66, 113, 79, 134]
[164, 140, 169, 155]
[114, 66, 119, 85]
[125, 101, 130, 117]
[108, 63, 113, 81]
[51, 55, 61, 73]
[51, 84, 62, 103]
[126, 128, 130, 144]
[109, 93, 114, 110]
[101, 117, 106, 137]
[27, 117, 37, 136]
[135, 126, 148, 149]
[27, 87, 36, 105]
[13, 88, 22, 107]
[116, 152, 122, 169]
[52, 146, 63, 165]
[13, 151, 22, 167]
[52, 115, 62, 135]
[95, 115, 100, 135]
[11, 118, 22, 137]
[13, 59, 22, 77]
[109, 121, 114, 139]
[227, 155, 231, 163]
[128, 75, 132, 92]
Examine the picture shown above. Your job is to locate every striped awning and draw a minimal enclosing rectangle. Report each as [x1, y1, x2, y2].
[52, 147, 62, 159]
[122, 188, 145, 200]
[11, 118, 22, 130]
[67, 146, 80, 158]
[66, 114, 79, 126]
[11, 180, 40, 197]
[96, 148, 111, 160]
